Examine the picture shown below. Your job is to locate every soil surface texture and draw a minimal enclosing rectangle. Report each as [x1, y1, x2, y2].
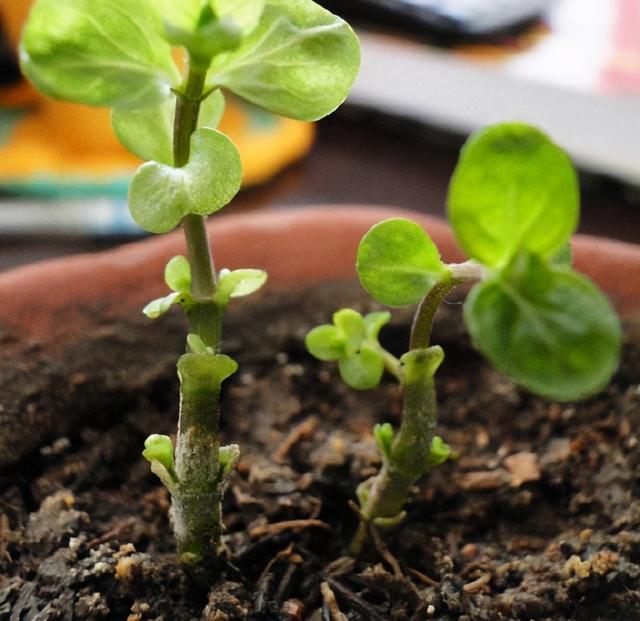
[1, 282, 639, 621]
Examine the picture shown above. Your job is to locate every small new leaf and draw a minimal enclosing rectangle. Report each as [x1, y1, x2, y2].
[448, 123, 579, 267]
[143, 434, 178, 487]
[207, 0, 360, 121]
[339, 343, 384, 391]
[305, 325, 347, 361]
[425, 436, 451, 469]
[20, 0, 179, 110]
[178, 352, 238, 396]
[129, 128, 242, 233]
[214, 269, 268, 306]
[112, 90, 225, 165]
[373, 422, 394, 461]
[357, 218, 448, 307]
[143, 292, 182, 319]
[165, 256, 192, 293]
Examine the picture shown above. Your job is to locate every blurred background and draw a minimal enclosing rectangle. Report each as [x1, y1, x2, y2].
[1, 0, 639, 270]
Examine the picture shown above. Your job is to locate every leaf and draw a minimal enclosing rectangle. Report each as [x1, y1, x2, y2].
[425, 436, 451, 469]
[464, 257, 621, 401]
[165, 256, 192, 293]
[211, 0, 266, 35]
[214, 269, 267, 305]
[143, 292, 181, 318]
[186, 333, 211, 354]
[129, 128, 242, 233]
[357, 218, 448, 307]
[448, 123, 579, 268]
[305, 324, 346, 361]
[373, 422, 394, 460]
[178, 352, 238, 395]
[206, 0, 360, 121]
[112, 90, 225, 165]
[364, 311, 391, 340]
[339, 344, 384, 390]
[551, 242, 573, 268]
[142, 434, 175, 472]
[20, 0, 179, 109]
[333, 308, 365, 345]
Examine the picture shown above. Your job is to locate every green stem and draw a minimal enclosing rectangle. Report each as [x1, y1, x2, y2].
[409, 279, 458, 350]
[351, 347, 442, 554]
[170, 58, 226, 565]
[173, 356, 223, 562]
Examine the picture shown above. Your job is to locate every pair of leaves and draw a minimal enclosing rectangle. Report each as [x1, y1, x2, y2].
[306, 309, 390, 390]
[144, 255, 267, 318]
[20, 0, 360, 122]
[356, 124, 621, 401]
[374, 423, 450, 470]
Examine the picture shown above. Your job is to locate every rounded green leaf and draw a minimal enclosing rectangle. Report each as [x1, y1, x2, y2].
[165, 256, 192, 293]
[448, 123, 579, 268]
[306, 324, 347, 361]
[206, 0, 361, 121]
[112, 90, 225, 165]
[339, 344, 384, 390]
[20, 0, 180, 110]
[357, 218, 448, 307]
[464, 261, 621, 401]
[129, 128, 242, 233]
[333, 308, 364, 342]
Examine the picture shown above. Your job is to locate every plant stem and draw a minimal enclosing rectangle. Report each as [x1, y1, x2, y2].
[174, 66, 221, 349]
[351, 348, 441, 554]
[171, 59, 225, 565]
[409, 279, 458, 350]
[173, 356, 222, 562]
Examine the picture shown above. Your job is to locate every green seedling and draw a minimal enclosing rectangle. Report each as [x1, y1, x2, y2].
[307, 123, 621, 553]
[21, 0, 360, 568]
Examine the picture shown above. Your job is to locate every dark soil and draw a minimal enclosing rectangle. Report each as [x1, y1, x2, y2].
[2, 281, 640, 621]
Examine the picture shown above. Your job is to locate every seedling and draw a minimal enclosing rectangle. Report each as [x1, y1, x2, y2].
[20, 0, 360, 567]
[307, 123, 622, 552]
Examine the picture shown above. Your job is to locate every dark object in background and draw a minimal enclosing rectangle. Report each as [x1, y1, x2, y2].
[322, 0, 553, 38]
[0, 19, 20, 87]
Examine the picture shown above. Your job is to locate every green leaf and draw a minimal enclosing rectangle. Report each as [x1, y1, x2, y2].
[20, 0, 179, 109]
[214, 268, 268, 305]
[448, 123, 579, 268]
[339, 344, 384, 390]
[551, 242, 573, 268]
[164, 14, 242, 65]
[143, 292, 181, 318]
[112, 90, 225, 165]
[357, 218, 448, 307]
[373, 422, 394, 460]
[464, 257, 621, 401]
[211, 0, 266, 35]
[178, 352, 238, 395]
[364, 312, 391, 341]
[129, 128, 242, 233]
[165, 256, 192, 293]
[333, 308, 365, 344]
[305, 324, 346, 361]
[186, 333, 211, 354]
[400, 347, 444, 385]
[425, 436, 451, 469]
[143, 434, 175, 471]
[206, 0, 360, 121]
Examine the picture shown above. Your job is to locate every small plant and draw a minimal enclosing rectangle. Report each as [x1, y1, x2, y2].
[20, 0, 360, 568]
[306, 123, 622, 553]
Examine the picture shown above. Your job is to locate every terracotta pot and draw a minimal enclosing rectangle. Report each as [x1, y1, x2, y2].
[1, 206, 639, 466]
